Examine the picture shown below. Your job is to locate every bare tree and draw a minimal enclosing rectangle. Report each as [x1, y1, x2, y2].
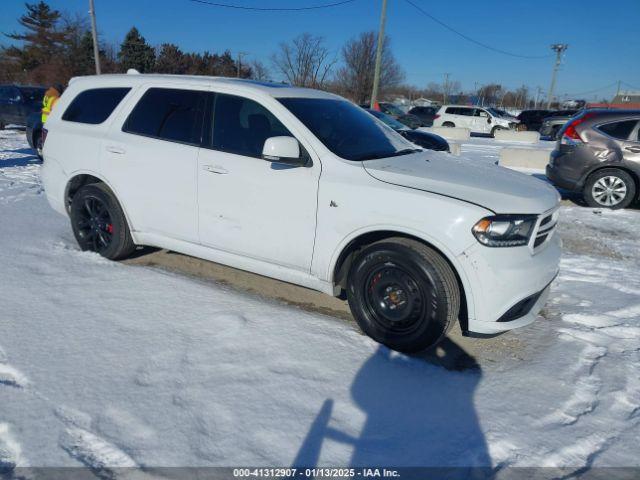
[271, 33, 335, 88]
[250, 59, 270, 81]
[335, 31, 404, 104]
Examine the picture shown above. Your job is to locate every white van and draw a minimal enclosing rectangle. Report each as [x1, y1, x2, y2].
[41, 74, 560, 353]
[433, 105, 517, 135]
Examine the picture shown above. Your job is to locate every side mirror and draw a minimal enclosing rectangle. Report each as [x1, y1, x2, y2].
[262, 136, 306, 166]
[487, 118, 492, 124]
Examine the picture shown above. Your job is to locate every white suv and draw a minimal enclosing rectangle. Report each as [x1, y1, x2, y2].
[433, 105, 516, 135]
[41, 74, 561, 353]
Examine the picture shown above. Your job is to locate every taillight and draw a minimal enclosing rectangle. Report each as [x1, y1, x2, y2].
[561, 113, 595, 144]
[434, 114, 440, 119]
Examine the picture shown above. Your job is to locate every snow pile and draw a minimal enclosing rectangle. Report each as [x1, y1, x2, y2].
[0, 129, 638, 472]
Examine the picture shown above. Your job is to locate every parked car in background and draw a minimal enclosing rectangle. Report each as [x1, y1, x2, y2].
[41, 74, 560, 353]
[366, 108, 450, 152]
[488, 107, 519, 122]
[26, 112, 44, 159]
[0, 84, 45, 129]
[433, 105, 517, 136]
[407, 105, 438, 127]
[517, 109, 552, 132]
[539, 110, 580, 139]
[547, 109, 640, 209]
[376, 102, 422, 129]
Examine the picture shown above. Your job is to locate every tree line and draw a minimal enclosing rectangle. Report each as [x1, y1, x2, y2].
[1, 1, 541, 109]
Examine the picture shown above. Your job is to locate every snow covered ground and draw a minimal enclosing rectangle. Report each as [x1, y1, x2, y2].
[1, 128, 639, 475]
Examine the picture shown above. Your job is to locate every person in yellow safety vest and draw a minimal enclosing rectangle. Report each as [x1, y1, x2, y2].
[41, 84, 63, 123]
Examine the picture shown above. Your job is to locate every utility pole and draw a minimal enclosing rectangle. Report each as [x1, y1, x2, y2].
[615, 80, 621, 99]
[370, 0, 388, 109]
[534, 86, 542, 108]
[546, 44, 568, 109]
[88, 0, 101, 74]
[236, 52, 248, 78]
[443, 72, 450, 104]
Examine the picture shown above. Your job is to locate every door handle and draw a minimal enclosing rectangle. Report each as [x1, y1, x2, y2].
[625, 146, 640, 153]
[106, 145, 126, 154]
[202, 164, 228, 174]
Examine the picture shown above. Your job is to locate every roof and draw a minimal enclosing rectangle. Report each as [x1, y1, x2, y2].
[68, 73, 341, 100]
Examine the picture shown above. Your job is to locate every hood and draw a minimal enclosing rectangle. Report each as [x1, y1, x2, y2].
[363, 151, 560, 214]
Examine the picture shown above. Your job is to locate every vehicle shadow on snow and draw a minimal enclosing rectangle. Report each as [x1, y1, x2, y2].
[292, 339, 491, 470]
[0, 148, 39, 166]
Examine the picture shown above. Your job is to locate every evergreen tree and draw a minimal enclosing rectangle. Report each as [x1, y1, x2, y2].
[4, 1, 67, 73]
[155, 43, 186, 74]
[118, 27, 155, 73]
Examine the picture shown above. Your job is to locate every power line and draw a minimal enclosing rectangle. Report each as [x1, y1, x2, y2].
[402, 0, 552, 59]
[187, 0, 358, 11]
[622, 81, 640, 91]
[564, 82, 618, 97]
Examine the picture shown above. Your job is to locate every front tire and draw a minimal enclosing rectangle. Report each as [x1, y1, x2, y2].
[583, 168, 636, 209]
[346, 238, 460, 353]
[70, 183, 136, 260]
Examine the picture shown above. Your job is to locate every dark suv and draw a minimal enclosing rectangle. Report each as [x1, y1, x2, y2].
[408, 105, 438, 127]
[0, 85, 45, 129]
[516, 109, 551, 131]
[546, 110, 640, 209]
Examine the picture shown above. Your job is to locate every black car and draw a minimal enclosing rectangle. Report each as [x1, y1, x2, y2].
[377, 102, 422, 129]
[516, 109, 551, 131]
[366, 109, 450, 152]
[408, 105, 438, 127]
[0, 85, 45, 129]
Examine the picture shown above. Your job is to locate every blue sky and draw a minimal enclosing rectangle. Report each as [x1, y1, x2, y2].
[2, 0, 639, 100]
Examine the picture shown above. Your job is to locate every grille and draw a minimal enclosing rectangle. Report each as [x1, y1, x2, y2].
[530, 208, 558, 253]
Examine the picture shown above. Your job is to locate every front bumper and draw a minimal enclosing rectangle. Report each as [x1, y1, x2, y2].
[458, 233, 561, 335]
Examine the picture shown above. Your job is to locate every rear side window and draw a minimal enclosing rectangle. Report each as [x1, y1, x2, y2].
[62, 88, 130, 124]
[445, 107, 459, 115]
[124, 88, 206, 145]
[210, 93, 291, 158]
[597, 120, 638, 140]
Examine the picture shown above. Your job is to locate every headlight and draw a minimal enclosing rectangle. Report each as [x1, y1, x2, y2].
[472, 215, 536, 247]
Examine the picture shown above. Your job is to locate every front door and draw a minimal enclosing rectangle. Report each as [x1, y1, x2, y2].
[197, 92, 320, 271]
[104, 86, 207, 243]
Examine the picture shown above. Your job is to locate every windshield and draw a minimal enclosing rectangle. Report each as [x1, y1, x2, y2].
[367, 109, 407, 130]
[278, 98, 415, 161]
[382, 103, 404, 116]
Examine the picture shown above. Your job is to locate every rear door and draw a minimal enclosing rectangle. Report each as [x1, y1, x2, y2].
[104, 86, 207, 243]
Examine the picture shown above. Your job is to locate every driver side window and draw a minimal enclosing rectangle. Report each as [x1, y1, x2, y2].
[211, 93, 292, 158]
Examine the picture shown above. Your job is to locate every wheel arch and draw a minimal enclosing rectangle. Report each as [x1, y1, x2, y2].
[64, 171, 137, 236]
[330, 229, 473, 332]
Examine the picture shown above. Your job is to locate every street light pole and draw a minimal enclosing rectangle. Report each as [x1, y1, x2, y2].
[546, 44, 568, 109]
[88, 0, 101, 74]
[370, 0, 388, 109]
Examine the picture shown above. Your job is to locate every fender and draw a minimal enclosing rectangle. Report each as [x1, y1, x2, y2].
[324, 224, 477, 321]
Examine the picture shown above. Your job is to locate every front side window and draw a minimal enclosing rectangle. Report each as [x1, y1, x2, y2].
[210, 93, 291, 158]
[124, 88, 206, 145]
[597, 120, 638, 141]
[279, 97, 414, 161]
[63, 88, 130, 124]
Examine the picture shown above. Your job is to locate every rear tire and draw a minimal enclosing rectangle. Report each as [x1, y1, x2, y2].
[346, 238, 460, 353]
[442, 122, 455, 128]
[34, 129, 43, 159]
[70, 183, 136, 260]
[583, 168, 636, 209]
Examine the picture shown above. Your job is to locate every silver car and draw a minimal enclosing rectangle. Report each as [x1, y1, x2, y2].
[546, 109, 640, 209]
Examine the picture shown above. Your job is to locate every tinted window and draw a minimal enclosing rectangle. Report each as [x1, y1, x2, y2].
[445, 107, 459, 115]
[211, 93, 291, 158]
[598, 120, 638, 140]
[124, 88, 206, 144]
[279, 98, 413, 161]
[63, 88, 130, 124]
[458, 108, 473, 116]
